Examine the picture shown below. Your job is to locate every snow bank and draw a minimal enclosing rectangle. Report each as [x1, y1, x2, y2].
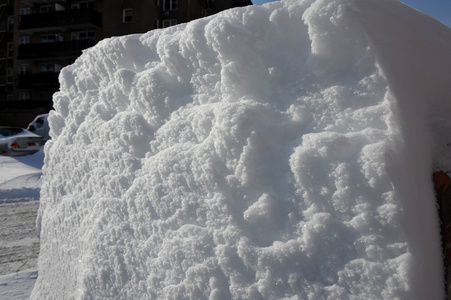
[0, 149, 43, 200]
[0, 269, 37, 300]
[32, 0, 451, 298]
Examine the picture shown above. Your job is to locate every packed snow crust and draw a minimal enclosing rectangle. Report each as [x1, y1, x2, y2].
[33, 0, 451, 298]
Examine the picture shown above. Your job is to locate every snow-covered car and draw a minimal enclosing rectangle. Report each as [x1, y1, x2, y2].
[0, 127, 45, 156]
[27, 114, 50, 140]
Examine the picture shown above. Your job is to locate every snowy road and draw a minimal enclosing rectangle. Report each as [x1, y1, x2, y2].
[0, 151, 43, 298]
[0, 199, 39, 276]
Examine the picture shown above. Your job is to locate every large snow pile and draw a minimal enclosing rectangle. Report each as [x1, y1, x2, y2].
[32, 0, 451, 298]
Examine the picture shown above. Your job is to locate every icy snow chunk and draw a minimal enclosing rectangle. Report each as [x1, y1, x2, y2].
[32, 0, 451, 299]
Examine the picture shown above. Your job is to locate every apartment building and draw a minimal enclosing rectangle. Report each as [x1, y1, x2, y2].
[0, 0, 252, 124]
[0, 0, 14, 106]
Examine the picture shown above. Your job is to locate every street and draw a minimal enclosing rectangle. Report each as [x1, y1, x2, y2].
[0, 200, 39, 276]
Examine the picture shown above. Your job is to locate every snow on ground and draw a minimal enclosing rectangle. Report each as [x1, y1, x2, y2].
[0, 149, 43, 200]
[0, 150, 43, 299]
[30, 0, 451, 299]
[0, 269, 38, 300]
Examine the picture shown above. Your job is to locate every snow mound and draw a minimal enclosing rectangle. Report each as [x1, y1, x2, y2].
[33, 0, 451, 299]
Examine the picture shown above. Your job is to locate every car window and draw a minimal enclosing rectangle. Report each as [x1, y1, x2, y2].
[36, 118, 44, 127]
[0, 127, 24, 137]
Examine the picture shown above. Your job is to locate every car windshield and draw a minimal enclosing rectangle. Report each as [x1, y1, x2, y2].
[0, 127, 24, 137]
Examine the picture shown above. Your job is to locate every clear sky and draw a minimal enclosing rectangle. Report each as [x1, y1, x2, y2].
[251, 0, 451, 27]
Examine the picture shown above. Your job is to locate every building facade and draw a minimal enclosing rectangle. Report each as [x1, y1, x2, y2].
[0, 0, 251, 124]
[0, 0, 14, 106]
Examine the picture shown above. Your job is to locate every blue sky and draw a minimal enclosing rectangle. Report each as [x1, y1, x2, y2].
[251, 0, 451, 27]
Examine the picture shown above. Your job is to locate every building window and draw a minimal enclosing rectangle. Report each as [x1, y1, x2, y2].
[7, 69, 12, 84]
[40, 5, 55, 13]
[7, 16, 13, 31]
[39, 63, 62, 73]
[19, 36, 30, 44]
[163, 0, 178, 11]
[40, 33, 63, 43]
[71, 1, 94, 9]
[19, 64, 30, 74]
[19, 92, 30, 100]
[7, 43, 13, 58]
[39, 63, 53, 73]
[40, 92, 53, 101]
[164, 0, 178, 11]
[39, 3, 64, 12]
[71, 31, 95, 40]
[123, 8, 132, 23]
[19, 8, 31, 15]
[41, 34, 54, 43]
[162, 19, 177, 28]
[41, 34, 55, 43]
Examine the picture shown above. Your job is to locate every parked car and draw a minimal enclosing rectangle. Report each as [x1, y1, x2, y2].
[0, 127, 45, 156]
[27, 114, 50, 140]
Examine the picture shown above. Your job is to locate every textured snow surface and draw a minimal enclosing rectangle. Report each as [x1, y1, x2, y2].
[32, 0, 451, 299]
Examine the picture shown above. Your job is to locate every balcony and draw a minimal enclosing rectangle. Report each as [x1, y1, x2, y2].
[18, 72, 60, 89]
[0, 30, 13, 41]
[19, 9, 102, 33]
[20, 0, 65, 5]
[18, 39, 97, 59]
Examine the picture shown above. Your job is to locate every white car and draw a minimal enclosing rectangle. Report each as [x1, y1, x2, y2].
[0, 127, 45, 156]
[27, 114, 50, 140]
